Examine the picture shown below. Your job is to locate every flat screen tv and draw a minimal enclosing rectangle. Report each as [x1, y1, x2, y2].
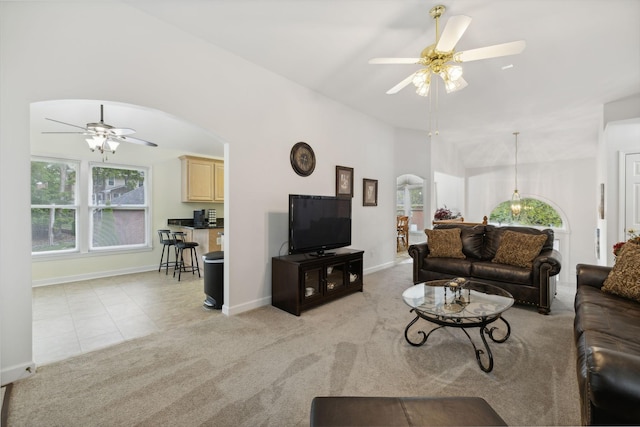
[289, 194, 352, 256]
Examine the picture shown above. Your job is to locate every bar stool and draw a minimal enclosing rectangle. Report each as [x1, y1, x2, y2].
[172, 231, 201, 281]
[157, 229, 177, 275]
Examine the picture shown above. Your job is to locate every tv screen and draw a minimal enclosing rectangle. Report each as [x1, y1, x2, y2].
[289, 194, 352, 255]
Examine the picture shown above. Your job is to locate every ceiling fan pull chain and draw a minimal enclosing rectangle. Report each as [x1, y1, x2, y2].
[435, 81, 440, 136]
[428, 88, 433, 137]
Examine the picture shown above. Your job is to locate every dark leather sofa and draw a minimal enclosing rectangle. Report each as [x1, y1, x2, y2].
[574, 264, 640, 425]
[409, 223, 562, 314]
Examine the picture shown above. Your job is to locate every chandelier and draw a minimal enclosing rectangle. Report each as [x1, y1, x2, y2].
[511, 131, 521, 216]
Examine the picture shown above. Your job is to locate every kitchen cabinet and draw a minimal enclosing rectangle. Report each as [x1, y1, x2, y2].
[180, 155, 224, 202]
[213, 160, 224, 202]
[191, 227, 224, 253]
[172, 226, 224, 267]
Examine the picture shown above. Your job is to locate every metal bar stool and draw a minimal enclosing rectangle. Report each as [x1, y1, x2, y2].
[157, 229, 178, 275]
[172, 231, 201, 281]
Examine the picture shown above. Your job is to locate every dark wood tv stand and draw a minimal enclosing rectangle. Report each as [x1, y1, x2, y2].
[272, 248, 364, 316]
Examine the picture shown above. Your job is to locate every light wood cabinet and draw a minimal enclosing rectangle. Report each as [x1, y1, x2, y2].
[180, 155, 224, 202]
[173, 226, 224, 266]
[191, 227, 224, 253]
[213, 160, 224, 202]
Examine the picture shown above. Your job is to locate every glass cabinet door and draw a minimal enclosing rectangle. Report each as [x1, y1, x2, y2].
[325, 262, 346, 293]
[302, 268, 321, 301]
[347, 258, 362, 287]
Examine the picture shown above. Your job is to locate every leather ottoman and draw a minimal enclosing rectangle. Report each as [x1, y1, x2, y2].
[310, 396, 506, 426]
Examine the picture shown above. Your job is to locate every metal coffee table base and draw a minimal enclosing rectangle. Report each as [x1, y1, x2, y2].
[404, 308, 511, 373]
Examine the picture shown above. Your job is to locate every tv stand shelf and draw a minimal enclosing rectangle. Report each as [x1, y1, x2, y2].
[272, 248, 364, 316]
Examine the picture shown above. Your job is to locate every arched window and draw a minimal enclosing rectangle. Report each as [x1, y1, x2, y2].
[489, 197, 563, 228]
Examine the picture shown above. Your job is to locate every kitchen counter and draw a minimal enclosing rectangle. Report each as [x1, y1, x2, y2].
[168, 218, 224, 228]
[166, 221, 224, 266]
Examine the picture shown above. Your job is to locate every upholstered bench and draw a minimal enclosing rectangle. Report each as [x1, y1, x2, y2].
[310, 396, 506, 426]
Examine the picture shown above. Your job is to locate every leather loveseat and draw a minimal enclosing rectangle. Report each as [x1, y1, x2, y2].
[409, 223, 562, 314]
[574, 263, 640, 425]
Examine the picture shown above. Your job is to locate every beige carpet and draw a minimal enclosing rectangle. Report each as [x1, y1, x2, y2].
[7, 264, 580, 426]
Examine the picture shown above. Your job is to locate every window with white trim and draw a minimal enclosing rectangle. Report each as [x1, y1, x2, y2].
[31, 158, 79, 253]
[89, 164, 149, 250]
[31, 157, 151, 255]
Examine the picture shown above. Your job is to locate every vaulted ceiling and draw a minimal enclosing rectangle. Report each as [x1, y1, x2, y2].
[32, 1, 640, 168]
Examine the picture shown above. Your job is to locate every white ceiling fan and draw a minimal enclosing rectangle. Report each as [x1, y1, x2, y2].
[369, 5, 526, 96]
[43, 104, 158, 158]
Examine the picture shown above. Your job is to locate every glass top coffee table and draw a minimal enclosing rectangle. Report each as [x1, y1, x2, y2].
[402, 278, 514, 372]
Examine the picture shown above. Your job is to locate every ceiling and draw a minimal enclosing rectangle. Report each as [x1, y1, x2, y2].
[33, 0, 640, 168]
[31, 100, 224, 161]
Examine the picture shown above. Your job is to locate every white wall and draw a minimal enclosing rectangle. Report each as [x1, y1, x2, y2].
[601, 117, 640, 266]
[394, 128, 432, 229]
[466, 157, 597, 283]
[0, 2, 395, 385]
[433, 172, 464, 218]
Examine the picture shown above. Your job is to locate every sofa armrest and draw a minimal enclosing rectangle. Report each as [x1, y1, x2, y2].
[576, 263, 611, 290]
[408, 243, 428, 284]
[533, 249, 562, 276]
[585, 347, 640, 419]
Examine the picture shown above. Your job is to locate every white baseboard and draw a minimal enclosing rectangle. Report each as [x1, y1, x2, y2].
[32, 265, 158, 287]
[223, 295, 272, 316]
[364, 261, 395, 276]
[1, 361, 35, 387]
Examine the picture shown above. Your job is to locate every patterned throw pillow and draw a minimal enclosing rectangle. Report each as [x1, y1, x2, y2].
[602, 242, 640, 303]
[425, 228, 465, 259]
[491, 230, 547, 269]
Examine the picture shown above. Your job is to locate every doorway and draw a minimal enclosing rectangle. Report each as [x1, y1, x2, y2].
[624, 152, 640, 237]
[397, 174, 426, 260]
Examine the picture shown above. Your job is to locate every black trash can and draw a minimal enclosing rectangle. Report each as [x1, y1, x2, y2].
[203, 251, 224, 309]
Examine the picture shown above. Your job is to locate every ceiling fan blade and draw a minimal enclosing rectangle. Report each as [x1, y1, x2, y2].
[42, 131, 86, 134]
[456, 40, 526, 62]
[369, 58, 421, 65]
[386, 72, 417, 95]
[113, 135, 158, 147]
[435, 15, 472, 52]
[45, 117, 87, 131]
[110, 128, 136, 136]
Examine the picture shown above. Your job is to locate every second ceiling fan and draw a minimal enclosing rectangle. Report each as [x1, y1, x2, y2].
[369, 4, 526, 96]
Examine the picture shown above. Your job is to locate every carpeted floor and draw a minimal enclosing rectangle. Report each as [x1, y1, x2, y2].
[7, 263, 580, 426]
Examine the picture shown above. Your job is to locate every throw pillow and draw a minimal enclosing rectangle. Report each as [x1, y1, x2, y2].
[602, 242, 640, 303]
[491, 230, 547, 269]
[425, 228, 465, 259]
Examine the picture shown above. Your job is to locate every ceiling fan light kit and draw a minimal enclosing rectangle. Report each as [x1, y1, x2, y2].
[43, 104, 157, 161]
[86, 136, 119, 155]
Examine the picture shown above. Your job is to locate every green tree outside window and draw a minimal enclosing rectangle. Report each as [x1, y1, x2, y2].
[489, 198, 562, 227]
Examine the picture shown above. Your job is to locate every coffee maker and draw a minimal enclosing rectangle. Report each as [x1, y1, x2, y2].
[193, 209, 207, 228]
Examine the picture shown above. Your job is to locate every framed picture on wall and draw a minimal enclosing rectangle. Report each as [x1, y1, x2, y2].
[336, 165, 353, 198]
[363, 178, 378, 206]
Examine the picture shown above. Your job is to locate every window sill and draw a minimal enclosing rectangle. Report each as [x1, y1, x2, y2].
[32, 245, 153, 262]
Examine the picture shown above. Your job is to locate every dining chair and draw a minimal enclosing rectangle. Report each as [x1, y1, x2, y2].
[397, 215, 409, 252]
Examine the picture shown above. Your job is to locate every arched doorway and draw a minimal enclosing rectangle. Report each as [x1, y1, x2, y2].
[397, 174, 425, 253]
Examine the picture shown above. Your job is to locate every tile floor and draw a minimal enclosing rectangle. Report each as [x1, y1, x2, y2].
[32, 269, 218, 366]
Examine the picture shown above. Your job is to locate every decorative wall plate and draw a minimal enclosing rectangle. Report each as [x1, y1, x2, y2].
[290, 142, 316, 176]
